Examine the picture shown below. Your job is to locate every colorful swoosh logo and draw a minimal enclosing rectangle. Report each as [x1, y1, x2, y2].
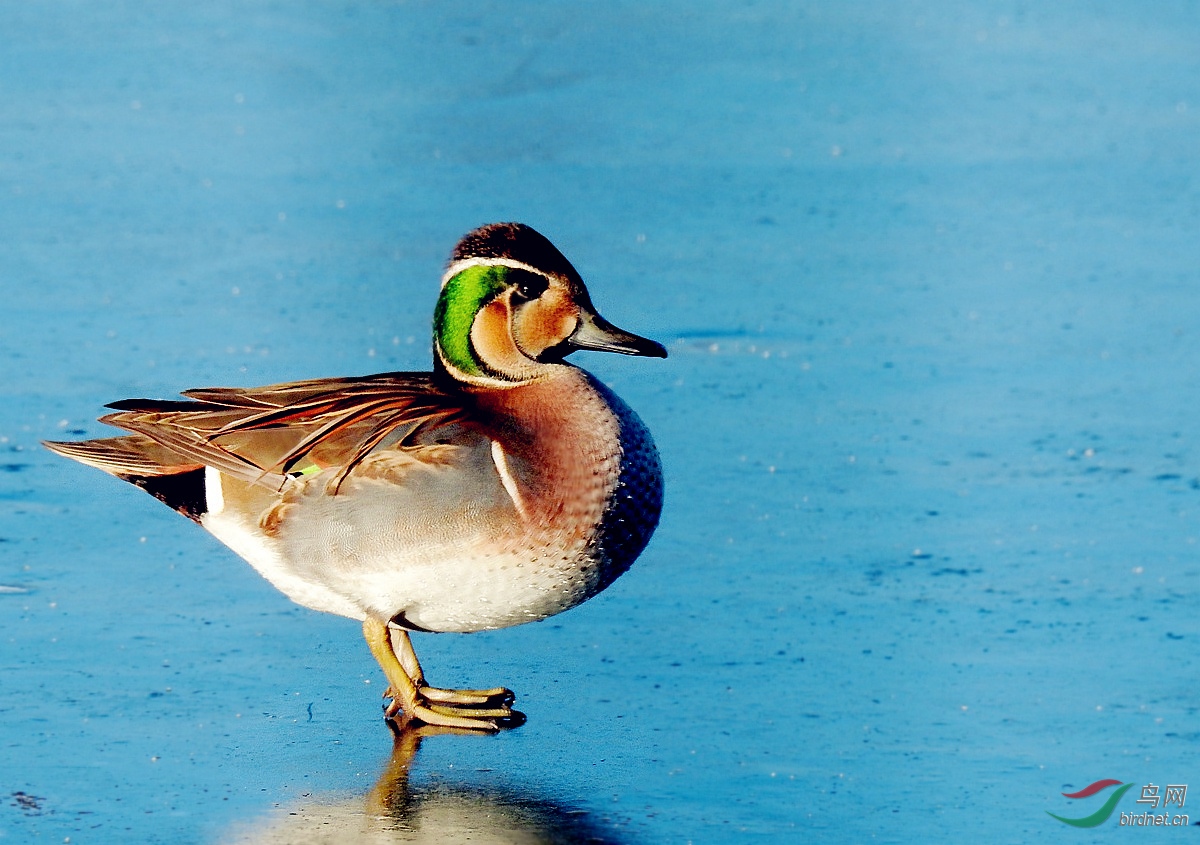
[1061, 779, 1123, 799]
[1047, 779, 1133, 828]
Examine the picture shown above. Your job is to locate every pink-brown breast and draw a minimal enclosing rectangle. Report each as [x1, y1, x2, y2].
[472, 367, 663, 602]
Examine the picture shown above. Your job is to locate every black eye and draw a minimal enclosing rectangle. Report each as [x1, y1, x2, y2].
[509, 269, 549, 302]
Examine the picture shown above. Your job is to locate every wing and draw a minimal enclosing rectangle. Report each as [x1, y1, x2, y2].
[46, 372, 472, 492]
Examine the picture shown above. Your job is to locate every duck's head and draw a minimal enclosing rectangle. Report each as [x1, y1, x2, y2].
[433, 222, 667, 388]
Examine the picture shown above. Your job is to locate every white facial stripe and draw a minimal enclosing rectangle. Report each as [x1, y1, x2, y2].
[434, 345, 526, 390]
[440, 257, 548, 288]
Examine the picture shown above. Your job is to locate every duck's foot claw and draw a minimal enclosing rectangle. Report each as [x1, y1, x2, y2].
[413, 704, 499, 731]
[382, 688, 523, 731]
[386, 714, 504, 739]
[419, 685, 515, 707]
[366, 620, 523, 732]
[405, 705, 526, 732]
[426, 702, 514, 719]
[494, 709, 527, 729]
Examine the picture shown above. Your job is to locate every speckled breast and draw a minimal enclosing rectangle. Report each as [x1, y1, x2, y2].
[586, 379, 664, 594]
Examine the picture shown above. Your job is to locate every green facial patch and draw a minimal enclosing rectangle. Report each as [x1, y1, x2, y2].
[434, 264, 510, 376]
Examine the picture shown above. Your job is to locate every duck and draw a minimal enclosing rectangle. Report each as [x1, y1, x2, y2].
[44, 222, 666, 731]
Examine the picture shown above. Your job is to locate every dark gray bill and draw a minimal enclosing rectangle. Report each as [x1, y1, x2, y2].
[566, 313, 668, 358]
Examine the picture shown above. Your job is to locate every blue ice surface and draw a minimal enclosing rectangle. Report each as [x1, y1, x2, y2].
[3, 1, 1200, 842]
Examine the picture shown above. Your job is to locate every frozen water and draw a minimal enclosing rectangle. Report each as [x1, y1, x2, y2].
[4, 2, 1200, 842]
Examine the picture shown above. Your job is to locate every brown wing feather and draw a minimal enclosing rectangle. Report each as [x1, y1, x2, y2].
[179, 371, 436, 409]
[63, 372, 471, 491]
[43, 435, 203, 477]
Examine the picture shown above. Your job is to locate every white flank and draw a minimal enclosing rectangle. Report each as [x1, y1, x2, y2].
[202, 502, 366, 620]
[205, 465, 225, 514]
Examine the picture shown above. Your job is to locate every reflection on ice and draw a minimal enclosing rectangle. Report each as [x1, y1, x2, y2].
[225, 724, 633, 845]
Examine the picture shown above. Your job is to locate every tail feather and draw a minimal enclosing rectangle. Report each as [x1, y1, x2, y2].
[43, 435, 202, 478]
[44, 435, 209, 523]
